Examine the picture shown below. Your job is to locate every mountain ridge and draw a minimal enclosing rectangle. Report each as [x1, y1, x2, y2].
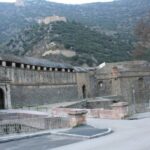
[0, 0, 149, 66]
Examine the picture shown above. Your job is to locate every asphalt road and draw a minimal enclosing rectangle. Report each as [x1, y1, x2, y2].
[53, 116, 150, 150]
[1, 113, 150, 150]
[0, 135, 83, 150]
[61, 125, 108, 136]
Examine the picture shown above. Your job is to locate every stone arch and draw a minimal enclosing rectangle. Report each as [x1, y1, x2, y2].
[98, 81, 103, 88]
[138, 77, 144, 89]
[0, 88, 5, 109]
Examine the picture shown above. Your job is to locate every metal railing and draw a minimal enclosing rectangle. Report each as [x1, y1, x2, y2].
[0, 117, 70, 136]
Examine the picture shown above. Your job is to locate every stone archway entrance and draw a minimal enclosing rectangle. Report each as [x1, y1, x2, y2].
[82, 85, 86, 99]
[132, 78, 150, 113]
[0, 88, 5, 109]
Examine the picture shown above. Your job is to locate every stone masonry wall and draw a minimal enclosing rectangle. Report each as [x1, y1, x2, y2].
[0, 65, 79, 107]
[76, 72, 91, 99]
[11, 85, 78, 107]
[0, 67, 76, 85]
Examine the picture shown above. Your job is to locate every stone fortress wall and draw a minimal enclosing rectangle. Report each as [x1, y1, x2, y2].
[0, 55, 89, 109]
[95, 61, 150, 113]
[0, 54, 150, 115]
[37, 16, 67, 25]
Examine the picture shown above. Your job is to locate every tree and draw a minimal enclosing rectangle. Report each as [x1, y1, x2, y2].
[133, 16, 150, 59]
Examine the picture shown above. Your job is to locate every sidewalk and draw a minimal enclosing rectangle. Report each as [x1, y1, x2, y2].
[0, 130, 51, 143]
[0, 124, 112, 143]
[129, 112, 150, 120]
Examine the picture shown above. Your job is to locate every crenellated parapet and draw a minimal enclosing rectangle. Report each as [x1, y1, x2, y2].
[0, 55, 76, 85]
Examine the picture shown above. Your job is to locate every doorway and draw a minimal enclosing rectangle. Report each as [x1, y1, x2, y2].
[0, 88, 5, 109]
[82, 85, 86, 99]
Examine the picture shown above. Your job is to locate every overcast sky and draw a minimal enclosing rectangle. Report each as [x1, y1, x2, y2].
[0, 0, 114, 4]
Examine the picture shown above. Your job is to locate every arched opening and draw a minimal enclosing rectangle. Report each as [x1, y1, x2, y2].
[82, 85, 86, 99]
[0, 88, 4, 109]
[98, 81, 103, 88]
[138, 77, 144, 88]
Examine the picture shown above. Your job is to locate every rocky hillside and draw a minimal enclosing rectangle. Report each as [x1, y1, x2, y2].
[4, 21, 133, 66]
[0, 0, 150, 66]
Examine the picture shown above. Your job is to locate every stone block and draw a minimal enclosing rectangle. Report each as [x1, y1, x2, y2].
[68, 110, 87, 127]
[111, 102, 129, 119]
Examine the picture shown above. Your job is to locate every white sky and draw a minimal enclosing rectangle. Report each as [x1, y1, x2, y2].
[0, 0, 114, 4]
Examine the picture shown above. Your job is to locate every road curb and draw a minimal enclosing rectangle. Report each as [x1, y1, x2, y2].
[0, 128, 113, 143]
[52, 128, 113, 139]
[0, 130, 51, 143]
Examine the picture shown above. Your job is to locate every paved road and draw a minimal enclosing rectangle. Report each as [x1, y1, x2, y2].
[53, 117, 150, 150]
[61, 125, 108, 136]
[1, 114, 150, 150]
[0, 135, 83, 150]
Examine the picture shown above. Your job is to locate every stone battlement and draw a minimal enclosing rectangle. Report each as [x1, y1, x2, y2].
[37, 16, 67, 24]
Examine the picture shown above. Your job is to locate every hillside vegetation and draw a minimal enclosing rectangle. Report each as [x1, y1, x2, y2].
[4, 21, 133, 66]
[0, 0, 150, 66]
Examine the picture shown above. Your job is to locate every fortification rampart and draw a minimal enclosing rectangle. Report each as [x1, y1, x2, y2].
[0, 55, 82, 108]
